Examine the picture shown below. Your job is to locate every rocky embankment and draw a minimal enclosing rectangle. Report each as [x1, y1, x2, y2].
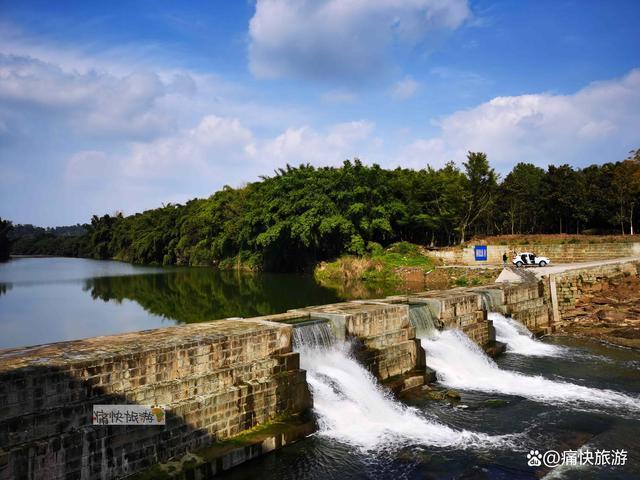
[556, 274, 640, 348]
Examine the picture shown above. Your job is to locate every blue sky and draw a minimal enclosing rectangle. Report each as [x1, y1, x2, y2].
[1, 0, 639, 226]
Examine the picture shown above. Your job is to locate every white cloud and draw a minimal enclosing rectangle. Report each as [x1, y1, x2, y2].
[0, 54, 195, 140]
[248, 0, 471, 83]
[258, 120, 375, 166]
[67, 115, 256, 182]
[398, 138, 449, 169]
[66, 151, 110, 180]
[125, 115, 255, 178]
[322, 90, 357, 103]
[391, 76, 420, 100]
[398, 69, 640, 171]
[64, 116, 376, 216]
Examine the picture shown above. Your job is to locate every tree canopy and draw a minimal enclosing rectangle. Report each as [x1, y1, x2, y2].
[8, 150, 640, 271]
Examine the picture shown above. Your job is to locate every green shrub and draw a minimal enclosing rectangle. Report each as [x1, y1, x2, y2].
[454, 277, 469, 287]
[347, 234, 366, 256]
[367, 241, 384, 255]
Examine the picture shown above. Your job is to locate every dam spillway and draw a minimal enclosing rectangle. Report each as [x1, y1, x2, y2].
[0, 259, 639, 479]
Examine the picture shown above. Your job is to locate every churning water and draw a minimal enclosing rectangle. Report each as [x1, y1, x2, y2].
[419, 329, 640, 415]
[223, 322, 640, 479]
[296, 341, 513, 451]
[490, 312, 566, 357]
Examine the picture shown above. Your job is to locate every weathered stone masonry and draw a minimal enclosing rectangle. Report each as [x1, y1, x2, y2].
[542, 260, 640, 326]
[0, 319, 311, 480]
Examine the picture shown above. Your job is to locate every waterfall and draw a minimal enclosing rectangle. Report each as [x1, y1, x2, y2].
[489, 312, 565, 357]
[477, 289, 505, 312]
[292, 320, 336, 349]
[296, 341, 513, 450]
[479, 291, 494, 311]
[409, 304, 439, 338]
[418, 329, 640, 415]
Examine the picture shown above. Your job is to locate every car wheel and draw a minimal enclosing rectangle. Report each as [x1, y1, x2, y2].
[516, 261, 523, 267]
[539, 260, 547, 267]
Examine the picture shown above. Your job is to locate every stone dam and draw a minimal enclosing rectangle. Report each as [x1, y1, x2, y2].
[1, 258, 638, 479]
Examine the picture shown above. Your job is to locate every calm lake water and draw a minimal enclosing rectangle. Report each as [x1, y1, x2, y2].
[0, 257, 348, 349]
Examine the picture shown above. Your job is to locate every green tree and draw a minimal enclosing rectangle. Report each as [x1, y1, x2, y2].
[458, 152, 498, 243]
[498, 163, 546, 234]
[612, 154, 640, 235]
[0, 218, 13, 261]
[543, 165, 590, 234]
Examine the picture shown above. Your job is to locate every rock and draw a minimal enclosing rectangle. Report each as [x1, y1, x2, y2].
[424, 390, 447, 401]
[446, 390, 461, 400]
[609, 328, 640, 339]
[484, 340, 507, 357]
[595, 309, 626, 322]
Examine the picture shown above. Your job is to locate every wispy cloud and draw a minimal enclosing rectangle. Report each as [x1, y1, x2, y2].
[399, 70, 640, 171]
[391, 76, 420, 100]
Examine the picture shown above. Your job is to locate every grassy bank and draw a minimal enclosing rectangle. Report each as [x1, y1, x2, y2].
[314, 242, 435, 293]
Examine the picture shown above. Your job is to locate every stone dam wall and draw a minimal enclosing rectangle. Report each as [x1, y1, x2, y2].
[431, 242, 640, 265]
[0, 319, 312, 480]
[2, 260, 637, 479]
[542, 260, 640, 326]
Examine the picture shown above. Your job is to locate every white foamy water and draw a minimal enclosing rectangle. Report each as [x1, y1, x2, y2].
[489, 312, 565, 357]
[298, 342, 512, 450]
[419, 330, 640, 414]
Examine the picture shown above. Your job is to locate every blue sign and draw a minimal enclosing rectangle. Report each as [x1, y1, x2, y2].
[474, 245, 488, 261]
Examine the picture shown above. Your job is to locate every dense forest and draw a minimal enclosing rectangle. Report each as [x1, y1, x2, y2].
[0, 218, 12, 262]
[7, 223, 87, 258]
[5, 150, 640, 271]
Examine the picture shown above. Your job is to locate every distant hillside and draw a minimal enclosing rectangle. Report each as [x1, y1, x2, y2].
[9, 223, 88, 257]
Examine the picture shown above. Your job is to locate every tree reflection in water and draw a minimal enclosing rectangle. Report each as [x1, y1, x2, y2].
[83, 268, 346, 324]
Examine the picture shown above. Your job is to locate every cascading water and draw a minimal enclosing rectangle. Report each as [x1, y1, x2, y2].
[408, 304, 438, 338]
[292, 320, 336, 349]
[295, 340, 512, 450]
[479, 291, 495, 311]
[419, 329, 640, 415]
[478, 289, 505, 313]
[489, 312, 565, 357]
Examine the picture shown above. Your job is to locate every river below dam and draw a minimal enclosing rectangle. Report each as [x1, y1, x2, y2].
[222, 317, 640, 479]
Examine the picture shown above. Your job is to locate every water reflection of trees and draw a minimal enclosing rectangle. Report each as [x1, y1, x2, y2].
[83, 269, 343, 324]
[0, 282, 11, 297]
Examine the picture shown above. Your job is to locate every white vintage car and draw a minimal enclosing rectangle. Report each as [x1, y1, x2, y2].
[512, 252, 551, 267]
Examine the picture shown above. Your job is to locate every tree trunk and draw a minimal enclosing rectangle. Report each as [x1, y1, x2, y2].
[631, 204, 635, 235]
